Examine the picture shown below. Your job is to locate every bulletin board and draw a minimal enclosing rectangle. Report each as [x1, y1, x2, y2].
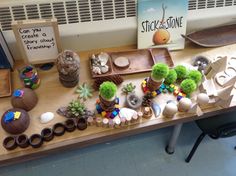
[12, 19, 62, 64]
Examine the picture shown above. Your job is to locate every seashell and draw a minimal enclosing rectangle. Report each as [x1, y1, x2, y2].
[98, 52, 109, 66]
[101, 65, 109, 74]
[40, 112, 54, 124]
[92, 66, 102, 75]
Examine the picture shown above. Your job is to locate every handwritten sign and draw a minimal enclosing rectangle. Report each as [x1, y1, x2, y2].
[12, 19, 62, 64]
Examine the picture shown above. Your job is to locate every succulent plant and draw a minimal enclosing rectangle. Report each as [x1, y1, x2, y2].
[174, 65, 188, 80]
[164, 69, 177, 85]
[122, 83, 136, 94]
[68, 100, 86, 117]
[99, 81, 117, 100]
[180, 79, 197, 95]
[187, 70, 202, 84]
[75, 83, 94, 101]
[151, 63, 169, 80]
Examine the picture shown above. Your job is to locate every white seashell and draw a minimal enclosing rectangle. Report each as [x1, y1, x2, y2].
[98, 52, 109, 66]
[40, 112, 54, 124]
[119, 108, 137, 121]
[101, 65, 109, 74]
[92, 66, 101, 75]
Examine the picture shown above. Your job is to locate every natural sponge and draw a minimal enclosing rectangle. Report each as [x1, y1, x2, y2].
[180, 79, 197, 94]
[174, 65, 188, 80]
[187, 70, 202, 84]
[164, 69, 177, 85]
[99, 81, 117, 100]
[151, 63, 169, 80]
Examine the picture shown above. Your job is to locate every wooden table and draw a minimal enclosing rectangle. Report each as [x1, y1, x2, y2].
[0, 44, 236, 167]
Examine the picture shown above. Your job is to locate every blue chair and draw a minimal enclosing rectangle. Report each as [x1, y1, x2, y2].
[185, 111, 236, 163]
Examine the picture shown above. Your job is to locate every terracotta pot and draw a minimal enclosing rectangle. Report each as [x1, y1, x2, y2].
[1, 108, 30, 135]
[147, 76, 163, 91]
[99, 95, 117, 111]
[11, 88, 38, 111]
[16, 134, 29, 148]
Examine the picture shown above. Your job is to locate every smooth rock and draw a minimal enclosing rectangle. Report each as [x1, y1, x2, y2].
[40, 112, 54, 124]
[119, 108, 137, 120]
[101, 65, 109, 74]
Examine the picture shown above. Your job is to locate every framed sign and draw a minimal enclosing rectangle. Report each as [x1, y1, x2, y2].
[12, 19, 62, 64]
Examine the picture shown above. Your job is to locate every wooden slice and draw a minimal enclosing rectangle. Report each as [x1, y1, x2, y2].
[113, 57, 130, 68]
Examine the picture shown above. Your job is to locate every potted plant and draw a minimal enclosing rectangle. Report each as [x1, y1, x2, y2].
[164, 69, 177, 85]
[99, 81, 118, 111]
[174, 65, 188, 80]
[147, 63, 169, 91]
[180, 79, 197, 95]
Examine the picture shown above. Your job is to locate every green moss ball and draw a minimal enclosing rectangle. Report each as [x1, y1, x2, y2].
[174, 65, 188, 80]
[187, 70, 202, 84]
[180, 79, 197, 94]
[164, 69, 177, 85]
[99, 81, 117, 100]
[151, 63, 169, 80]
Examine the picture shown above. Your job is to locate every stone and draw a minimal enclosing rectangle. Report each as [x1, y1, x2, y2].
[196, 93, 209, 106]
[98, 52, 109, 66]
[40, 112, 54, 124]
[119, 108, 137, 121]
[101, 65, 109, 74]
[163, 103, 178, 118]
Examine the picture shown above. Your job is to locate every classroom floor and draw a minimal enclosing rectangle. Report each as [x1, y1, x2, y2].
[0, 122, 236, 176]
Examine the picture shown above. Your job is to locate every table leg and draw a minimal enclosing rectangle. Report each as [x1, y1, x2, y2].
[165, 123, 183, 154]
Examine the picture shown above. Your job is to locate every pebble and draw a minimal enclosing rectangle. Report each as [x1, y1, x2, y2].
[40, 112, 54, 124]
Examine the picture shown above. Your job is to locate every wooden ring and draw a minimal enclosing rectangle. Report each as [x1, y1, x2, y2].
[77, 118, 87, 131]
[41, 128, 54, 142]
[3, 136, 17, 150]
[53, 123, 66, 136]
[16, 134, 29, 148]
[65, 119, 76, 132]
[29, 134, 43, 148]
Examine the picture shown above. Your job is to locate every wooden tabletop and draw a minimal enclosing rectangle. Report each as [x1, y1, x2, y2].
[0, 44, 236, 167]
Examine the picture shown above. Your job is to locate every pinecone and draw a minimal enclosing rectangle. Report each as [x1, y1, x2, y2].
[142, 92, 153, 106]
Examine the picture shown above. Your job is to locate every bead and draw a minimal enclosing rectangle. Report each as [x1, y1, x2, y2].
[101, 111, 107, 117]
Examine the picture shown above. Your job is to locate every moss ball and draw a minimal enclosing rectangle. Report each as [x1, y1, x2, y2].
[174, 65, 188, 80]
[180, 79, 197, 94]
[187, 70, 202, 84]
[164, 69, 177, 85]
[99, 81, 117, 100]
[151, 63, 169, 80]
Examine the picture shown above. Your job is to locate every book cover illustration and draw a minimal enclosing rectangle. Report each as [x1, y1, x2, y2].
[138, 0, 188, 50]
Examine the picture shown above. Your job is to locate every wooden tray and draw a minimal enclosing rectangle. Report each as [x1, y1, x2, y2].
[0, 69, 12, 97]
[182, 24, 236, 47]
[90, 48, 174, 78]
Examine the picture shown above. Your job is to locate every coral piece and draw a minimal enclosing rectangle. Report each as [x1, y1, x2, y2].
[180, 79, 197, 94]
[75, 83, 94, 101]
[164, 69, 177, 85]
[93, 75, 123, 90]
[187, 70, 202, 84]
[122, 83, 136, 94]
[99, 81, 117, 100]
[174, 65, 188, 80]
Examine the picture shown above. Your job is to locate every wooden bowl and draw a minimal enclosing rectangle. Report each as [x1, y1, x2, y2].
[3, 136, 17, 150]
[29, 134, 43, 148]
[41, 128, 54, 142]
[16, 134, 29, 148]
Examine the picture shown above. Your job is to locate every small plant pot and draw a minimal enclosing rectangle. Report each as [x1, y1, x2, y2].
[3, 136, 17, 150]
[16, 134, 29, 148]
[99, 95, 117, 111]
[77, 118, 87, 131]
[41, 128, 54, 142]
[147, 77, 163, 91]
[53, 123, 66, 136]
[65, 119, 76, 132]
[29, 134, 43, 148]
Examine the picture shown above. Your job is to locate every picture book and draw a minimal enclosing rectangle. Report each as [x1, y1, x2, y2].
[137, 0, 188, 50]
